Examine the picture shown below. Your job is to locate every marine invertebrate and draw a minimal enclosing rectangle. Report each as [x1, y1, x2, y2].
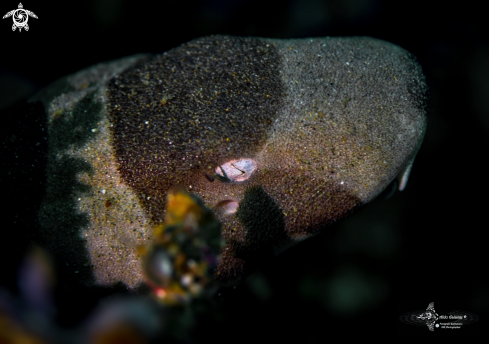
[140, 187, 222, 304]
[32, 35, 428, 289]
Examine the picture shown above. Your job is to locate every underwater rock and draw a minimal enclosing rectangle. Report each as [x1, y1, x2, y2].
[31, 35, 428, 288]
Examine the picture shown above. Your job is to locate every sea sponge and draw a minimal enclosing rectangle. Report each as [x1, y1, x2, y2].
[32, 35, 428, 288]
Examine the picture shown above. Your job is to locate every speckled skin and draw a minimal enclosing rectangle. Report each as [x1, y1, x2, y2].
[32, 35, 428, 288]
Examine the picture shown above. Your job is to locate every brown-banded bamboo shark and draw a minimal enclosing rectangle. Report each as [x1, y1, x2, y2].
[31, 35, 428, 289]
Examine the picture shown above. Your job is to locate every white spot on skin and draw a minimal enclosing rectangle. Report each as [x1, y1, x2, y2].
[215, 158, 257, 182]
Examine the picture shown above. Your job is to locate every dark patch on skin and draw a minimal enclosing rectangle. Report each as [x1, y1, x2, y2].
[234, 185, 288, 259]
[37, 91, 101, 286]
[106, 35, 284, 223]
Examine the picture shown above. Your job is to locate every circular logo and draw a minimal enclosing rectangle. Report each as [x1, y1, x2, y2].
[13, 9, 27, 27]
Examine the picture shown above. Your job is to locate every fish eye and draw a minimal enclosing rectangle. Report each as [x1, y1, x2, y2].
[214, 158, 257, 182]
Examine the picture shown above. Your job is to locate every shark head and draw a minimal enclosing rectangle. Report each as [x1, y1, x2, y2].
[34, 35, 428, 289]
[106, 35, 428, 286]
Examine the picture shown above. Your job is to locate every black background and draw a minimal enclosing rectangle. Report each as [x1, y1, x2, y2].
[0, 0, 486, 339]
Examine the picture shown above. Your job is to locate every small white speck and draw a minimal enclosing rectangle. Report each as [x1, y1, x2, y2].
[189, 185, 192, 188]
[101, 189, 106, 194]
[78, 198, 81, 201]
[346, 62, 350, 65]
[145, 121, 149, 124]
[91, 129, 97, 132]
[147, 197, 150, 200]
[181, 274, 192, 287]
[340, 181, 344, 185]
